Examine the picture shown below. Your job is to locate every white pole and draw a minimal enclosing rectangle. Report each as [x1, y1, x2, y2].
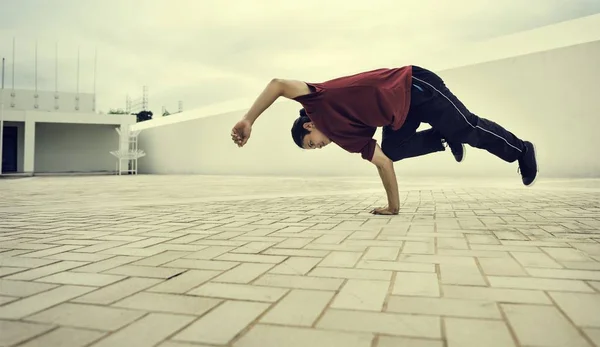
[93, 48, 97, 111]
[76, 46, 80, 111]
[77, 46, 80, 95]
[35, 40, 38, 94]
[55, 42, 58, 93]
[54, 42, 58, 111]
[11, 37, 15, 91]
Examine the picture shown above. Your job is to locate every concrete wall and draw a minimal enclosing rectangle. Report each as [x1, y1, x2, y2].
[134, 40, 600, 178]
[34, 123, 120, 173]
[137, 103, 374, 176]
[433, 41, 600, 178]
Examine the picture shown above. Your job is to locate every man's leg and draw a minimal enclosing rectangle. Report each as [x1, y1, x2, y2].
[381, 85, 446, 162]
[410, 66, 538, 185]
[382, 127, 446, 162]
[381, 81, 463, 163]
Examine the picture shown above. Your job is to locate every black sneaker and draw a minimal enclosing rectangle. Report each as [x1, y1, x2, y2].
[518, 141, 538, 186]
[444, 140, 465, 162]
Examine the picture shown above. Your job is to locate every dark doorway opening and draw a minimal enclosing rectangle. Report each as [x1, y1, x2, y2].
[2, 126, 18, 173]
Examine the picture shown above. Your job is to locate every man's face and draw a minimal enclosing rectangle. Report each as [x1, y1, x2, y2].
[302, 122, 331, 149]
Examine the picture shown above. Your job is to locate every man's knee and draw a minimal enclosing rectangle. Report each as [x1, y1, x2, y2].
[443, 129, 477, 147]
[381, 143, 398, 161]
[438, 113, 482, 146]
[381, 142, 409, 162]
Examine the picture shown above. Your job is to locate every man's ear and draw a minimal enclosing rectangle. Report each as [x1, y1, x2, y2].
[303, 122, 314, 130]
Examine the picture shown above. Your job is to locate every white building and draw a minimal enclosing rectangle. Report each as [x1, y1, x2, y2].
[0, 87, 135, 175]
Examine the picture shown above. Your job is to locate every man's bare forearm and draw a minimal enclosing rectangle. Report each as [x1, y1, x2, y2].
[242, 78, 310, 125]
[376, 162, 400, 212]
[369, 144, 400, 213]
[242, 79, 284, 125]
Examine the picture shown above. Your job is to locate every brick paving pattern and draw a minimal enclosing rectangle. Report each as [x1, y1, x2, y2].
[0, 175, 599, 346]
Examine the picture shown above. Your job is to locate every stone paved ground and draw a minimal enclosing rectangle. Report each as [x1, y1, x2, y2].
[1, 175, 600, 347]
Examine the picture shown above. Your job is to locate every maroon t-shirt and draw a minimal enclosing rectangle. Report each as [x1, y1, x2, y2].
[293, 66, 413, 161]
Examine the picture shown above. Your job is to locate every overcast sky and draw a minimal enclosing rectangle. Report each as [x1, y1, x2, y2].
[1, 0, 599, 114]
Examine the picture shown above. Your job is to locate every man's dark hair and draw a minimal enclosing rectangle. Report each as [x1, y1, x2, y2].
[291, 108, 311, 149]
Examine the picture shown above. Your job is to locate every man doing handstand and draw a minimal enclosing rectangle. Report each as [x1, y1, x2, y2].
[231, 65, 538, 215]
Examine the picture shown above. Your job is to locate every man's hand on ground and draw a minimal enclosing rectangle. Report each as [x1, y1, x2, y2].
[370, 144, 401, 216]
[370, 206, 399, 215]
[231, 119, 252, 147]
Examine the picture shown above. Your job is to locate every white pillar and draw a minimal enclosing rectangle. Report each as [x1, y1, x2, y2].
[23, 120, 35, 173]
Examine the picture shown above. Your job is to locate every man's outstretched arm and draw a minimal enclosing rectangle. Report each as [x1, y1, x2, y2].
[370, 144, 400, 214]
[242, 79, 311, 125]
[232, 79, 310, 147]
